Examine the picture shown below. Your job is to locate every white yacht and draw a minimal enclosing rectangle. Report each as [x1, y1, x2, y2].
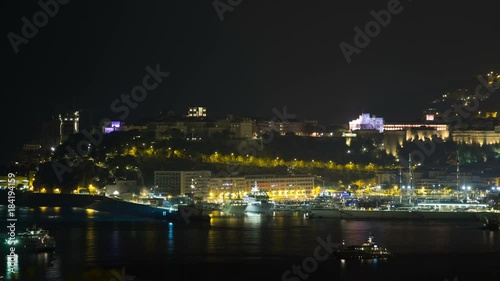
[220, 192, 247, 214]
[243, 182, 275, 213]
[221, 198, 248, 214]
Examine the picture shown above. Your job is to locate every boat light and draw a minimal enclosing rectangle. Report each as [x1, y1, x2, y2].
[5, 239, 19, 245]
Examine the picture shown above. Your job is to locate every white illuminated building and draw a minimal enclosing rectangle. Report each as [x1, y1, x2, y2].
[348, 113, 384, 133]
[187, 106, 207, 118]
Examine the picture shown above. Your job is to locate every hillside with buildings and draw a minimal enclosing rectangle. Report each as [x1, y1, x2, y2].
[3, 72, 500, 201]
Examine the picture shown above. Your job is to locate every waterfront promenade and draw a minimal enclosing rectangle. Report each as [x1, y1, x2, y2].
[2, 190, 499, 223]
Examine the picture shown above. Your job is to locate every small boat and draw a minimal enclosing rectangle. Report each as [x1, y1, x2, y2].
[334, 233, 391, 259]
[4, 225, 56, 252]
[481, 216, 500, 231]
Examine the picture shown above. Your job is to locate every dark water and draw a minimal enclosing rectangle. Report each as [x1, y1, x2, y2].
[1, 206, 500, 281]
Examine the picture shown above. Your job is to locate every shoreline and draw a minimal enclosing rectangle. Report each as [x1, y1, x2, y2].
[1, 191, 500, 222]
[306, 208, 500, 221]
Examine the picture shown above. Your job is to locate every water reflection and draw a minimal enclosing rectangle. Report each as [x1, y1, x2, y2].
[339, 258, 346, 270]
[110, 229, 120, 258]
[85, 222, 96, 262]
[3, 251, 59, 281]
[45, 252, 62, 281]
[5, 253, 19, 280]
[168, 222, 174, 255]
[1, 207, 500, 280]
[85, 208, 96, 218]
[206, 225, 217, 261]
[34, 252, 53, 266]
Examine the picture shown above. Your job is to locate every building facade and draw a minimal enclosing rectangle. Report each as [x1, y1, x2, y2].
[102, 120, 122, 134]
[208, 177, 246, 200]
[187, 107, 207, 118]
[349, 113, 384, 133]
[209, 174, 316, 201]
[452, 130, 500, 146]
[16, 143, 43, 165]
[40, 118, 60, 152]
[59, 111, 80, 144]
[154, 171, 212, 199]
[382, 123, 450, 157]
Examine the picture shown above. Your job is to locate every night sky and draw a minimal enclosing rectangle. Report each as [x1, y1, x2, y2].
[2, 0, 499, 165]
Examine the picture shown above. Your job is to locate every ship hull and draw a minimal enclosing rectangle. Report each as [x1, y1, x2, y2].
[245, 202, 275, 213]
[221, 205, 247, 214]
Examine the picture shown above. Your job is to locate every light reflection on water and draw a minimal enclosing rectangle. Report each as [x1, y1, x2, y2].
[1, 206, 500, 280]
[85, 223, 96, 263]
[5, 253, 19, 280]
[168, 222, 174, 255]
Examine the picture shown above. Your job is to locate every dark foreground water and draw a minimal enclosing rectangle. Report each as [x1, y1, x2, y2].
[1, 206, 500, 281]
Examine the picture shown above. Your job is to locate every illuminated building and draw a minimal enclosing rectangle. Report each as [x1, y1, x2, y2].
[384, 123, 449, 131]
[209, 174, 315, 201]
[382, 123, 450, 157]
[452, 130, 500, 146]
[487, 71, 500, 88]
[102, 120, 122, 134]
[348, 113, 384, 133]
[245, 175, 315, 199]
[59, 111, 79, 144]
[154, 171, 212, 199]
[0, 172, 35, 191]
[484, 112, 498, 118]
[187, 106, 207, 118]
[209, 177, 246, 199]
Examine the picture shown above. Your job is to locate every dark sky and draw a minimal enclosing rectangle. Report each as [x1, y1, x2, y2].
[2, 0, 499, 165]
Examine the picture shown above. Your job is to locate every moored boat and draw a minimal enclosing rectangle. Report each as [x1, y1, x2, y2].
[221, 198, 248, 214]
[243, 182, 275, 213]
[4, 225, 56, 253]
[334, 233, 391, 259]
[481, 216, 500, 231]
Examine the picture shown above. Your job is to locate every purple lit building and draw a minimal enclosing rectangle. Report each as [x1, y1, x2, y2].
[103, 121, 122, 134]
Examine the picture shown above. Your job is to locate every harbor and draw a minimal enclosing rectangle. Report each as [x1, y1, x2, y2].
[3, 189, 500, 224]
[1, 205, 500, 281]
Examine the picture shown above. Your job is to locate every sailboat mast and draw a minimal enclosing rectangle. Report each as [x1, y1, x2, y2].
[399, 165, 402, 204]
[456, 148, 460, 200]
[408, 153, 413, 204]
